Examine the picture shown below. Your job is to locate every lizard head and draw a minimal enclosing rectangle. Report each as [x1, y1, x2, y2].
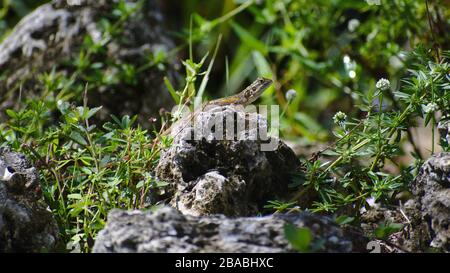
[242, 77, 273, 105]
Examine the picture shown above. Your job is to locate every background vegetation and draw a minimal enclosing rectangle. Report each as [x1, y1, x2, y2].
[0, 0, 449, 252]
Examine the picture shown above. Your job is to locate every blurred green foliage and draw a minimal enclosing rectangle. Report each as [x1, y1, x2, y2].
[0, 0, 449, 252]
[2, 0, 448, 141]
[163, 0, 448, 143]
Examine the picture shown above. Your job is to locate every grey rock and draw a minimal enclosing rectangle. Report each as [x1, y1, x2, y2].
[438, 116, 450, 147]
[410, 152, 450, 251]
[155, 105, 299, 216]
[360, 151, 450, 253]
[93, 207, 364, 253]
[0, 147, 58, 252]
[360, 201, 429, 253]
[0, 0, 177, 127]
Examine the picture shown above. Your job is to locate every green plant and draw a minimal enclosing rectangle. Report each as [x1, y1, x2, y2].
[1, 0, 449, 254]
[0, 0, 174, 252]
[289, 48, 450, 214]
[284, 224, 325, 252]
[374, 222, 404, 240]
[1, 96, 168, 252]
[284, 224, 312, 252]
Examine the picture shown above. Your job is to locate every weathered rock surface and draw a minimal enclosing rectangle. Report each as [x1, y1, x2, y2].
[0, 0, 177, 126]
[0, 147, 58, 252]
[410, 152, 450, 251]
[360, 200, 428, 253]
[438, 115, 450, 147]
[361, 152, 450, 252]
[155, 105, 300, 216]
[93, 207, 367, 253]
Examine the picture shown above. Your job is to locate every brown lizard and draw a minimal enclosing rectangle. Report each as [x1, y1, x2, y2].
[160, 77, 273, 139]
[200, 77, 273, 107]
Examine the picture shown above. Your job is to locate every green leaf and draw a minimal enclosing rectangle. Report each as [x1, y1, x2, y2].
[284, 224, 312, 252]
[86, 106, 103, 120]
[136, 181, 145, 189]
[5, 109, 17, 119]
[81, 167, 93, 175]
[374, 223, 403, 239]
[230, 21, 268, 55]
[335, 215, 355, 225]
[69, 131, 88, 146]
[252, 51, 272, 78]
[164, 77, 180, 104]
[393, 91, 411, 100]
[57, 100, 70, 115]
[69, 203, 84, 217]
[195, 35, 222, 106]
[111, 115, 122, 127]
[155, 180, 169, 188]
[68, 194, 82, 200]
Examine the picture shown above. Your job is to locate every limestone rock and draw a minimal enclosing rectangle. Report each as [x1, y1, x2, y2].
[155, 105, 300, 216]
[93, 207, 365, 253]
[0, 147, 58, 252]
[438, 116, 450, 148]
[360, 201, 428, 253]
[411, 152, 450, 251]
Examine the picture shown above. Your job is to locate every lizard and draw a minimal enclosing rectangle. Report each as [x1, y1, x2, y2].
[159, 77, 273, 140]
[156, 77, 272, 209]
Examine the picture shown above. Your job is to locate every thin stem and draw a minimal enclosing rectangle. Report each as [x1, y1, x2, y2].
[432, 115, 435, 154]
[212, 0, 254, 26]
[370, 93, 384, 171]
[425, 0, 441, 62]
[388, 85, 423, 159]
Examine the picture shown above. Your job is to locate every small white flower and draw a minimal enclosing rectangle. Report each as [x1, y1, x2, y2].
[422, 102, 439, 114]
[348, 19, 360, 32]
[376, 78, 390, 91]
[343, 55, 356, 73]
[285, 89, 298, 102]
[343, 55, 351, 64]
[333, 111, 347, 125]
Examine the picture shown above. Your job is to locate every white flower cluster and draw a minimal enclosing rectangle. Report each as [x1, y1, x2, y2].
[376, 78, 390, 91]
[333, 111, 347, 125]
[285, 89, 298, 102]
[422, 102, 439, 114]
[348, 19, 360, 32]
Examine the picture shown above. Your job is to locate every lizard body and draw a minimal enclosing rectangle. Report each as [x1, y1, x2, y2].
[163, 77, 272, 137]
[205, 77, 273, 107]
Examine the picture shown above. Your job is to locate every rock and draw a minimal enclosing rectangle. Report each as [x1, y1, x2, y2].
[0, 147, 58, 252]
[438, 116, 450, 147]
[359, 153, 450, 253]
[93, 207, 366, 253]
[410, 152, 450, 251]
[0, 0, 177, 127]
[360, 201, 428, 253]
[155, 105, 300, 216]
